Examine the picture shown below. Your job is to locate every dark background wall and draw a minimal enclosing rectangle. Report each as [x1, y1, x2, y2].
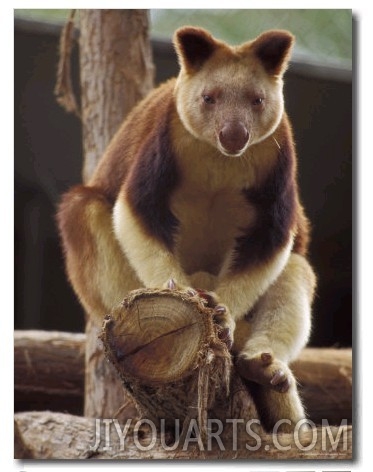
[14, 19, 352, 346]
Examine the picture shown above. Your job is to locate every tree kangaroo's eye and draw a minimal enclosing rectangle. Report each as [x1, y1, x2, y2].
[252, 97, 264, 106]
[202, 94, 216, 105]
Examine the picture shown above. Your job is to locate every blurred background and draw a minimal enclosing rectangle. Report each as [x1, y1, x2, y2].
[14, 9, 352, 346]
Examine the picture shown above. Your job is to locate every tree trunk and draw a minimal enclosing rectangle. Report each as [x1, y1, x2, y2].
[79, 9, 154, 181]
[79, 9, 154, 420]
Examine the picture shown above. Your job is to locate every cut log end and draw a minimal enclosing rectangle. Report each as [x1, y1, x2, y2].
[100, 288, 229, 386]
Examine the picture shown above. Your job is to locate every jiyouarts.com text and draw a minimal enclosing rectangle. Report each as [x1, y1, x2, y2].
[90, 417, 348, 452]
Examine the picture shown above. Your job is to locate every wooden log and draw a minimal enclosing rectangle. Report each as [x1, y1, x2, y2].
[14, 330, 85, 415]
[100, 288, 259, 440]
[14, 329, 352, 425]
[14, 411, 352, 460]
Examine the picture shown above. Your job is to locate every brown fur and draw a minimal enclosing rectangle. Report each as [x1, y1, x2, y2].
[90, 80, 178, 202]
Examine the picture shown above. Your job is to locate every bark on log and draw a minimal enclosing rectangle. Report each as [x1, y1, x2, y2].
[14, 330, 352, 424]
[14, 411, 352, 460]
[78, 9, 154, 420]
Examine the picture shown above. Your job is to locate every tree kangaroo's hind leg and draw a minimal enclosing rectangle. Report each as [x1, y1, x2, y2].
[57, 185, 141, 324]
[234, 253, 316, 431]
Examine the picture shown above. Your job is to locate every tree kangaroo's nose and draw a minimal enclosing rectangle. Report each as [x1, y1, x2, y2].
[219, 121, 249, 155]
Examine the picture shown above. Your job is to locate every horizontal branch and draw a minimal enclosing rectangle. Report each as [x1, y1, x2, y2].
[14, 410, 352, 460]
[14, 330, 85, 415]
[14, 330, 352, 424]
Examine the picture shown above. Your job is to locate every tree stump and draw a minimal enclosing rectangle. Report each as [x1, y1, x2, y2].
[100, 288, 260, 443]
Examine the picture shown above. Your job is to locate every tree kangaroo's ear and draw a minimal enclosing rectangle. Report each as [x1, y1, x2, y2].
[251, 30, 295, 76]
[173, 26, 220, 73]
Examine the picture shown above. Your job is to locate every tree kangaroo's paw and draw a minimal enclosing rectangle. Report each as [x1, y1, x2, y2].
[235, 352, 294, 393]
[213, 308, 234, 350]
[195, 289, 235, 350]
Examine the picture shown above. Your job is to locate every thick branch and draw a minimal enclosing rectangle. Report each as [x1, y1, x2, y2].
[14, 330, 85, 414]
[14, 411, 352, 460]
